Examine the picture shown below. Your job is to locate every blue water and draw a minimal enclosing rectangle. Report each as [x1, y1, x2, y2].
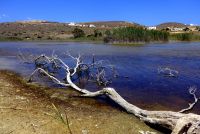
[0, 42, 200, 113]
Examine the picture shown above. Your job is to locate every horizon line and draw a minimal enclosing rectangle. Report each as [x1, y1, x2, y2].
[0, 19, 199, 26]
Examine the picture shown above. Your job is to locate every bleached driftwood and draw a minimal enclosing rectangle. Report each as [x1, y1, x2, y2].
[26, 53, 200, 134]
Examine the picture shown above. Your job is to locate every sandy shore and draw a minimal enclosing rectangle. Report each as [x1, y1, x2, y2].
[0, 70, 160, 134]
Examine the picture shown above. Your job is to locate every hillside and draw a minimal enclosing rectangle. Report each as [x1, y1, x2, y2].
[156, 22, 187, 29]
[0, 21, 109, 41]
[81, 21, 141, 28]
[0, 21, 75, 40]
[0, 20, 142, 41]
[0, 20, 198, 41]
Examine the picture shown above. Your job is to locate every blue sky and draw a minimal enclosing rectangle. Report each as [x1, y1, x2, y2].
[0, 0, 199, 26]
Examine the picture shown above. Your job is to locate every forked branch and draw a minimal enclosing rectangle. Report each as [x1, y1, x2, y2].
[179, 86, 200, 113]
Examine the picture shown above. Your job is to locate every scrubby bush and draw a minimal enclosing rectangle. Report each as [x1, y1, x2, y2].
[72, 28, 85, 38]
[94, 29, 102, 37]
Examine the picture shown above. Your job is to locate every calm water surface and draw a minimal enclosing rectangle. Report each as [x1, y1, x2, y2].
[0, 42, 200, 113]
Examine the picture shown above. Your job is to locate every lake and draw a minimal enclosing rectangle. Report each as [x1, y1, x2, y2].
[0, 42, 200, 114]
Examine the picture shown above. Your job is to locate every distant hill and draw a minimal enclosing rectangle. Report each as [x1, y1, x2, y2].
[0, 21, 75, 40]
[16, 20, 59, 24]
[81, 21, 142, 28]
[0, 20, 143, 41]
[1, 20, 197, 41]
[156, 22, 187, 29]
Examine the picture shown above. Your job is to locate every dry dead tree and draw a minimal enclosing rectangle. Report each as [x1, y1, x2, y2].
[21, 53, 200, 134]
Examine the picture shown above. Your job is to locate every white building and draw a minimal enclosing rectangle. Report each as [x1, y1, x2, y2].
[68, 22, 76, 26]
[75, 24, 83, 27]
[89, 24, 96, 28]
[68, 22, 88, 27]
[147, 26, 157, 30]
[171, 27, 184, 32]
[82, 24, 87, 27]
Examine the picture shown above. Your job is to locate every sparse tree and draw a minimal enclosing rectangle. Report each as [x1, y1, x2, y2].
[183, 27, 190, 32]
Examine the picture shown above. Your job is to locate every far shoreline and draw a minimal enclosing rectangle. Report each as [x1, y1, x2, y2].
[0, 39, 200, 46]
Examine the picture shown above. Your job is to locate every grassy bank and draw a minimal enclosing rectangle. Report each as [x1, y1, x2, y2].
[0, 36, 104, 43]
[170, 33, 200, 41]
[0, 36, 23, 41]
[1, 27, 200, 44]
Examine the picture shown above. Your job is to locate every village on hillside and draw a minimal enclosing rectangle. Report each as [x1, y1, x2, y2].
[147, 24, 200, 33]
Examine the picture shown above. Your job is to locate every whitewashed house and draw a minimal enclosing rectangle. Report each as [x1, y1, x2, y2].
[89, 24, 96, 28]
[82, 24, 87, 27]
[171, 27, 184, 32]
[68, 22, 76, 26]
[147, 26, 157, 30]
[75, 23, 83, 27]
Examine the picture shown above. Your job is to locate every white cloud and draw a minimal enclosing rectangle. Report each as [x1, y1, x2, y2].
[0, 14, 9, 19]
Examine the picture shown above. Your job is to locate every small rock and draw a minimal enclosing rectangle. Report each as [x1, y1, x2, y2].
[15, 95, 26, 100]
[95, 124, 98, 128]
[82, 129, 88, 134]
[50, 93, 60, 98]
[16, 89, 21, 92]
[139, 130, 157, 134]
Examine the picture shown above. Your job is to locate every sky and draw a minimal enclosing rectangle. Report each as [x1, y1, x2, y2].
[0, 0, 199, 26]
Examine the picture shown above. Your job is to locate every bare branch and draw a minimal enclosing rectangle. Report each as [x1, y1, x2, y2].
[29, 68, 70, 87]
[17, 49, 35, 64]
[70, 54, 82, 76]
[179, 86, 200, 113]
[158, 67, 179, 77]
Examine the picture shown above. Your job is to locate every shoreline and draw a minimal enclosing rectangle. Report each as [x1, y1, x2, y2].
[0, 70, 159, 134]
[0, 39, 200, 46]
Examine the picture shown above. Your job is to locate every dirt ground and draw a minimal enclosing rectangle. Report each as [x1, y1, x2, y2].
[0, 70, 160, 134]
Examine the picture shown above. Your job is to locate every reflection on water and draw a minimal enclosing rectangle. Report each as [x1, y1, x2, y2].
[0, 42, 200, 114]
